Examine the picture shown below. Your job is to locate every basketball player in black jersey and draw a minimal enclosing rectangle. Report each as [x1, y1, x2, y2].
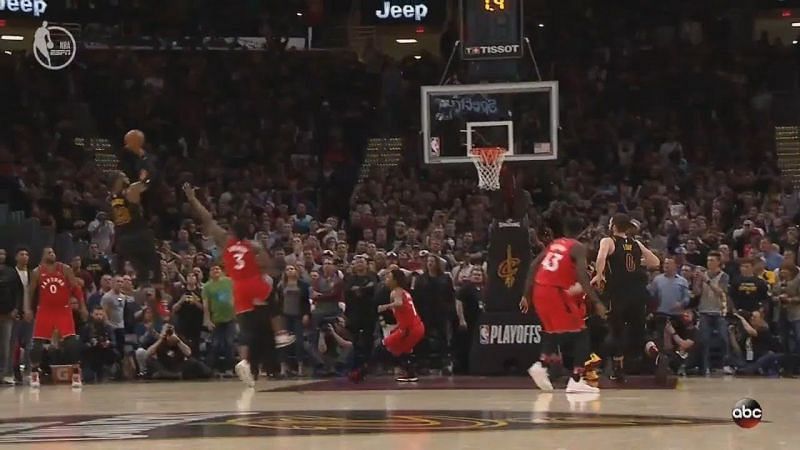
[109, 171, 162, 289]
[591, 213, 660, 381]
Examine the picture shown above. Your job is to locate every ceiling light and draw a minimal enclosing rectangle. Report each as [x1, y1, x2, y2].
[396, 38, 418, 44]
[414, 55, 422, 59]
[793, 22, 800, 27]
[1, 35, 24, 41]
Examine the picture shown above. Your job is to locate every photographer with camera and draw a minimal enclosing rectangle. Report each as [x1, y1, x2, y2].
[307, 316, 353, 376]
[80, 306, 118, 382]
[138, 323, 211, 380]
[729, 310, 784, 376]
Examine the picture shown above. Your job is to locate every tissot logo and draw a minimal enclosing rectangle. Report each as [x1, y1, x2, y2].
[0, 0, 47, 16]
[466, 45, 521, 56]
[479, 324, 541, 345]
[375, 1, 428, 22]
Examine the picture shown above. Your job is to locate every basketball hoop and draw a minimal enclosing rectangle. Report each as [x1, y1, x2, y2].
[470, 147, 507, 191]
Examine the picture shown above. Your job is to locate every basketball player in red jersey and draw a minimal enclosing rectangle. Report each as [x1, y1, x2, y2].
[24, 248, 88, 389]
[520, 218, 606, 393]
[350, 267, 425, 383]
[182, 183, 295, 387]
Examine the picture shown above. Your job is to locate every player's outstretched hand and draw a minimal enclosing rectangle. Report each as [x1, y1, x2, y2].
[519, 296, 529, 314]
[182, 182, 196, 200]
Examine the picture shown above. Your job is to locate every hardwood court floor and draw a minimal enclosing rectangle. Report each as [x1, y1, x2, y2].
[0, 376, 796, 449]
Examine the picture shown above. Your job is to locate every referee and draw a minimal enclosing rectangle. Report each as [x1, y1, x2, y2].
[592, 213, 660, 381]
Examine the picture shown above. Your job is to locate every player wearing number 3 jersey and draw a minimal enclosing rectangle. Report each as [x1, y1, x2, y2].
[520, 218, 605, 393]
[183, 183, 295, 388]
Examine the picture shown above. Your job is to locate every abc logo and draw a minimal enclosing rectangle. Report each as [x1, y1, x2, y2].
[731, 398, 763, 429]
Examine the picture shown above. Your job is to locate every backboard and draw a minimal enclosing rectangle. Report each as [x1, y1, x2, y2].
[421, 81, 558, 165]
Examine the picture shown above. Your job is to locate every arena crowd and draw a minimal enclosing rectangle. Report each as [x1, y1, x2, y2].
[1, 2, 799, 385]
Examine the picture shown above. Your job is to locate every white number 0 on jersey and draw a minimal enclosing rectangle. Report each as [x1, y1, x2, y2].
[541, 252, 564, 272]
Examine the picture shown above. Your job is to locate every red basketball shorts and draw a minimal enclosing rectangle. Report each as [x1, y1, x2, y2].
[33, 306, 76, 340]
[532, 284, 587, 333]
[233, 275, 273, 315]
[384, 322, 425, 356]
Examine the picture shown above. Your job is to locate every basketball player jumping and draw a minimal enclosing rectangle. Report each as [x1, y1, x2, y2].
[591, 213, 660, 382]
[182, 183, 295, 387]
[109, 171, 162, 290]
[24, 248, 88, 389]
[520, 218, 606, 393]
[350, 267, 425, 383]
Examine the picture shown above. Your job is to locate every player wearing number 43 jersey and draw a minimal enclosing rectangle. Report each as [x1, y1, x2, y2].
[182, 183, 295, 388]
[520, 218, 606, 394]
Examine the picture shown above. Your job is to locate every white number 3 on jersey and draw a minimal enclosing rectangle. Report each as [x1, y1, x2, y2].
[232, 250, 246, 270]
[541, 252, 564, 272]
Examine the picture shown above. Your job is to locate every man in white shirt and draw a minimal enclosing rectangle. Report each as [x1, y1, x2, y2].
[88, 212, 115, 255]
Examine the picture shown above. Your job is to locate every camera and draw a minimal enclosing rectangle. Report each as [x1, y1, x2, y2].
[164, 324, 175, 336]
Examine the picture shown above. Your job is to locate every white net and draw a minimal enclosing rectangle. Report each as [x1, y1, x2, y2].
[470, 147, 506, 191]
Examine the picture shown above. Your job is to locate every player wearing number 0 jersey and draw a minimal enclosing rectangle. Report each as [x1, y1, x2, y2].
[520, 218, 605, 394]
[183, 183, 295, 388]
[591, 213, 660, 382]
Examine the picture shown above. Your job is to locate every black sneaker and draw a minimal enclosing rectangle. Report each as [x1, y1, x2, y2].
[655, 353, 670, 384]
[609, 359, 625, 382]
[396, 375, 419, 382]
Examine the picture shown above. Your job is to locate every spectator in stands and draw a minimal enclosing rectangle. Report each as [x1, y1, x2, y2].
[412, 254, 455, 372]
[87, 212, 115, 256]
[137, 324, 211, 380]
[172, 273, 204, 355]
[0, 250, 17, 385]
[344, 255, 378, 372]
[203, 265, 236, 375]
[277, 264, 310, 377]
[87, 275, 112, 312]
[84, 243, 113, 289]
[692, 252, 734, 375]
[80, 306, 118, 383]
[101, 276, 130, 360]
[730, 258, 770, 313]
[454, 267, 484, 374]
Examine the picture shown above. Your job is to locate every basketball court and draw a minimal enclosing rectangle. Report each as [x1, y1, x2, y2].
[0, 377, 796, 448]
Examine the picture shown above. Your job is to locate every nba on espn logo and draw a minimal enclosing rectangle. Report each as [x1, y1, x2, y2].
[731, 398, 763, 429]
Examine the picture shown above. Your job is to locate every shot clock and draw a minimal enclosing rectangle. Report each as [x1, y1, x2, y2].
[461, 0, 524, 60]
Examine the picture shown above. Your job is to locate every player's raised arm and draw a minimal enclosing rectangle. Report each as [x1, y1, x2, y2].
[634, 239, 660, 268]
[124, 181, 148, 204]
[182, 183, 228, 248]
[591, 237, 613, 285]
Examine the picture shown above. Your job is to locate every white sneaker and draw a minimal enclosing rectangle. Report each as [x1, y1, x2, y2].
[527, 362, 553, 391]
[71, 374, 82, 389]
[235, 360, 256, 388]
[722, 365, 735, 375]
[274, 332, 296, 349]
[566, 377, 600, 394]
[29, 372, 40, 389]
[2, 376, 16, 386]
